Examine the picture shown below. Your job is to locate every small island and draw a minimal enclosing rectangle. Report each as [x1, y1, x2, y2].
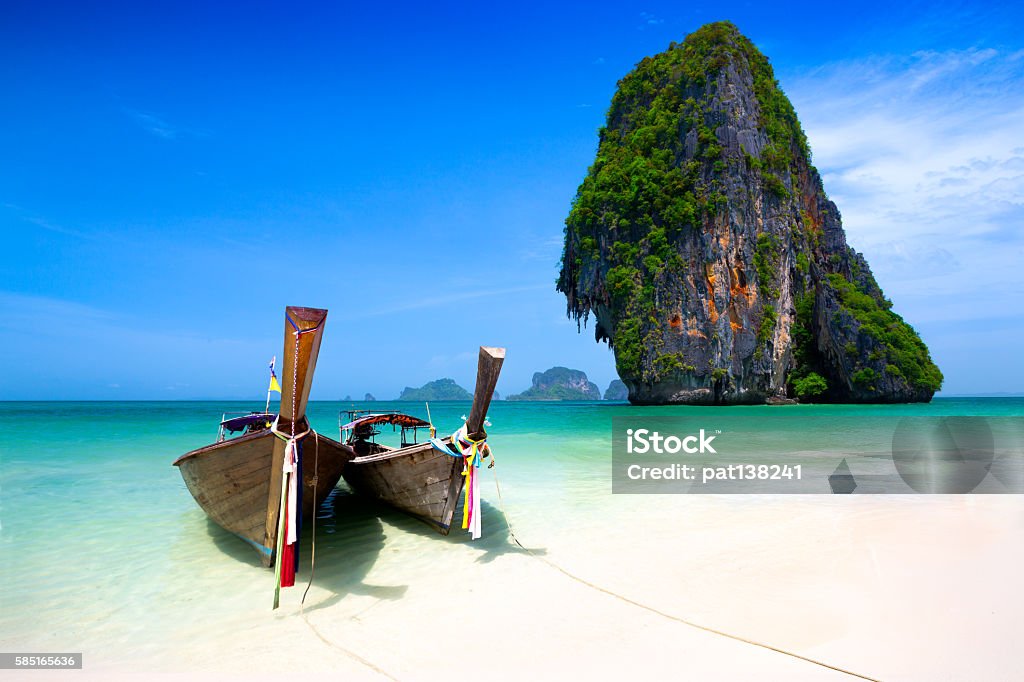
[604, 379, 629, 401]
[397, 378, 472, 401]
[507, 367, 601, 401]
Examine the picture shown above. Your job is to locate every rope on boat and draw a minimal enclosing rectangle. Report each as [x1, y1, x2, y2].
[425, 401, 436, 439]
[294, 432, 399, 681]
[302, 431, 320, 606]
[486, 460, 881, 682]
[273, 319, 318, 609]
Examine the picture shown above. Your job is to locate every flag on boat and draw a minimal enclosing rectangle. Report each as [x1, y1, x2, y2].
[268, 357, 282, 393]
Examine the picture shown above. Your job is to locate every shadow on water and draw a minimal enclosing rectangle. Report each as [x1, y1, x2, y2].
[206, 519, 267, 566]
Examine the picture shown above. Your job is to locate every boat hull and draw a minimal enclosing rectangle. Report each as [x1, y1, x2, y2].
[175, 431, 352, 563]
[340, 440, 466, 534]
[339, 346, 504, 535]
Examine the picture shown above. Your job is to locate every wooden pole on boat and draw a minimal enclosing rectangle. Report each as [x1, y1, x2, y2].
[265, 356, 276, 414]
[272, 465, 290, 608]
[466, 346, 505, 437]
[263, 306, 328, 569]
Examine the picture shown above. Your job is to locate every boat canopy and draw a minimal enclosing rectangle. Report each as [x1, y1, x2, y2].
[341, 413, 431, 431]
[220, 412, 274, 434]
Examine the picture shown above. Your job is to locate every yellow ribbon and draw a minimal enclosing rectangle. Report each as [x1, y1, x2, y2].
[449, 423, 488, 532]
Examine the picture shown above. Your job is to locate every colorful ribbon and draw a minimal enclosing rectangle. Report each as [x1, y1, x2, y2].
[431, 422, 488, 539]
[271, 417, 309, 602]
[283, 441, 297, 543]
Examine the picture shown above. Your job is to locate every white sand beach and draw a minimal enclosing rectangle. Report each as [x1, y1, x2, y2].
[18, 492, 1021, 682]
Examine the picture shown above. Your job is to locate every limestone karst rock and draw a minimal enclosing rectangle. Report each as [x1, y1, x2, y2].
[557, 22, 942, 404]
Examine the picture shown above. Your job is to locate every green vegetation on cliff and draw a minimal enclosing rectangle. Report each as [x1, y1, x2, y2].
[792, 372, 827, 399]
[825, 273, 943, 392]
[604, 379, 629, 401]
[397, 378, 472, 401]
[561, 21, 807, 255]
[508, 367, 602, 401]
[558, 21, 810, 383]
[556, 20, 940, 404]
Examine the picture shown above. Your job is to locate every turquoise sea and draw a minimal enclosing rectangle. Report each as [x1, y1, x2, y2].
[0, 398, 1022, 677]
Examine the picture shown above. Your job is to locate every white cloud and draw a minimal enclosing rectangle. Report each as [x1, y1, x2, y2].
[347, 284, 550, 320]
[637, 12, 664, 29]
[0, 292, 118, 327]
[126, 108, 179, 139]
[426, 350, 476, 370]
[123, 107, 209, 140]
[519, 235, 564, 262]
[2, 203, 96, 239]
[0, 292, 266, 398]
[785, 47, 1024, 324]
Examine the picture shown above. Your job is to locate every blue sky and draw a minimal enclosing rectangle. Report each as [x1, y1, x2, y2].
[2, 1, 1022, 399]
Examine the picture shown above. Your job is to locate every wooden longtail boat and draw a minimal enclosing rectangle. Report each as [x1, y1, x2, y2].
[339, 346, 505, 534]
[173, 306, 353, 566]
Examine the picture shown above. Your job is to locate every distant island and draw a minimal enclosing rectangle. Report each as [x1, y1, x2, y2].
[398, 378, 472, 401]
[604, 379, 628, 401]
[507, 367, 601, 401]
[364, 393, 376, 401]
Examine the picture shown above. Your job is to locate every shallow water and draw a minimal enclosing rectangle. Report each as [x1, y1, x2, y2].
[0, 398, 1021, 675]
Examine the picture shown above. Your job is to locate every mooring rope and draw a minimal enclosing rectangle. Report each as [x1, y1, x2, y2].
[297, 431, 395, 680]
[486, 458, 880, 682]
[299, 610, 399, 681]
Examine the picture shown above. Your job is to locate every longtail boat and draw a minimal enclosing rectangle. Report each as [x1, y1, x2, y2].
[173, 306, 353, 569]
[339, 346, 505, 537]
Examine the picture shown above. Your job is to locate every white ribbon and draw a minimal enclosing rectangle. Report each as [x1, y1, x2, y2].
[283, 439, 299, 545]
[470, 467, 482, 540]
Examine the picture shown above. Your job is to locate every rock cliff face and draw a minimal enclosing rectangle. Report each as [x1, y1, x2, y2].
[507, 367, 602, 401]
[557, 22, 942, 404]
[604, 379, 629, 401]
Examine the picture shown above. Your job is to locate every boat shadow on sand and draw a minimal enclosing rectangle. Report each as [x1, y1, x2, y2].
[357, 489, 548, 565]
[203, 483, 546, 610]
[205, 486, 408, 608]
[292, 487, 420, 612]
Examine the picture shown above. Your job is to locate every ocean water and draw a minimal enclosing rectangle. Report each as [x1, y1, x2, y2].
[0, 398, 1021, 675]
